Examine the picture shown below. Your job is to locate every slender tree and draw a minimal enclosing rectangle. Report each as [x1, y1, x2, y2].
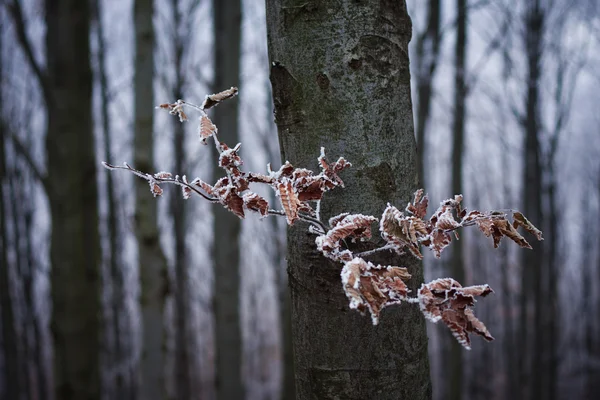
[414, 0, 442, 189]
[265, 1, 432, 398]
[448, 1, 467, 399]
[518, 3, 544, 399]
[133, 0, 170, 398]
[212, 1, 244, 399]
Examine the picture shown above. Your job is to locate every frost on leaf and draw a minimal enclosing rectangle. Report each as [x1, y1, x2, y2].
[219, 143, 242, 168]
[181, 176, 192, 199]
[277, 179, 301, 225]
[380, 204, 428, 258]
[148, 180, 163, 197]
[418, 278, 494, 349]
[316, 214, 378, 261]
[341, 258, 411, 325]
[223, 190, 245, 219]
[202, 87, 238, 110]
[243, 192, 269, 217]
[317, 147, 351, 188]
[199, 115, 217, 145]
[406, 189, 429, 219]
[157, 100, 187, 122]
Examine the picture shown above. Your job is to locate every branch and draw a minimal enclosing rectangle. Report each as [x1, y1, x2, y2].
[4, 0, 52, 104]
[2, 128, 48, 191]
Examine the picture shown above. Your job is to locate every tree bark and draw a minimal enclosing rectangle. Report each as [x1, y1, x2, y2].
[212, 1, 244, 399]
[266, 1, 431, 399]
[133, 0, 169, 398]
[45, 1, 102, 398]
[448, 1, 467, 399]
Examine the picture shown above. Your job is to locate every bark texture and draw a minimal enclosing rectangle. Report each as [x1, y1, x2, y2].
[133, 0, 169, 398]
[45, 1, 102, 398]
[266, 1, 431, 399]
[212, 1, 244, 399]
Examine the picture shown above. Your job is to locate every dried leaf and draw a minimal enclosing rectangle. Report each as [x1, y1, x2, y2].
[202, 87, 239, 110]
[316, 214, 378, 261]
[380, 204, 427, 258]
[149, 180, 163, 197]
[406, 189, 429, 219]
[418, 278, 494, 349]
[278, 179, 300, 225]
[341, 258, 411, 324]
[154, 171, 173, 179]
[199, 115, 217, 144]
[223, 190, 245, 219]
[513, 211, 543, 241]
[181, 176, 191, 199]
[243, 192, 269, 217]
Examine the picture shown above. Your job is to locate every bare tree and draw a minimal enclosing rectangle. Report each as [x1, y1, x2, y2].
[212, 1, 244, 399]
[265, 1, 432, 398]
[133, 0, 169, 398]
[414, 0, 442, 189]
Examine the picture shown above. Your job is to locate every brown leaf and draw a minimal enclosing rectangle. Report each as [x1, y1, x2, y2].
[223, 190, 245, 219]
[341, 258, 411, 324]
[199, 115, 217, 144]
[418, 278, 494, 349]
[406, 189, 429, 219]
[513, 211, 543, 241]
[149, 180, 163, 197]
[243, 192, 269, 217]
[278, 179, 300, 225]
[316, 214, 377, 261]
[202, 87, 239, 110]
[380, 204, 428, 259]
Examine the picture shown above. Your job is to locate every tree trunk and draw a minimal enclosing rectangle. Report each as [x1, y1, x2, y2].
[0, 81, 21, 400]
[133, 0, 169, 398]
[266, 1, 432, 399]
[414, 0, 442, 190]
[212, 1, 244, 399]
[448, 1, 467, 399]
[518, 3, 544, 400]
[45, 1, 102, 399]
[94, 1, 136, 397]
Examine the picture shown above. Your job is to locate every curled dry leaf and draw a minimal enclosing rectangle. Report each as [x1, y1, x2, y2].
[406, 189, 429, 219]
[277, 179, 301, 225]
[418, 278, 494, 349]
[341, 258, 411, 325]
[243, 192, 269, 217]
[513, 211, 543, 241]
[316, 214, 378, 261]
[380, 204, 428, 258]
[202, 87, 239, 110]
[181, 176, 192, 199]
[199, 115, 217, 145]
[148, 180, 163, 197]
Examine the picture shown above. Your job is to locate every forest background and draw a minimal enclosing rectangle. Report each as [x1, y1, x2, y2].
[0, 0, 599, 399]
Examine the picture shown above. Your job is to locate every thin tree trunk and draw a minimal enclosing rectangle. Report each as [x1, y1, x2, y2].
[415, 0, 442, 189]
[212, 1, 244, 399]
[133, 0, 169, 398]
[449, 1, 467, 399]
[169, 4, 193, 395]
[266, 1, 432, 399]
[0, 84, 21, 400]
[45, 1, 102, 398]
[93, 1, 135, 397]
[518, 3, 544, 400]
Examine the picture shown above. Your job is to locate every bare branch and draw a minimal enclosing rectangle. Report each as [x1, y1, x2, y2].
[2, 128, 48, 190]
[4, 0, 52, 104]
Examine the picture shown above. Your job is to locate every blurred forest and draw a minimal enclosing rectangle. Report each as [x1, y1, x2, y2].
[0, 0, 598, 400]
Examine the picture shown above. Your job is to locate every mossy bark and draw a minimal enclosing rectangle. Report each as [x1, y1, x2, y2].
[266, 1, 432, 399]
